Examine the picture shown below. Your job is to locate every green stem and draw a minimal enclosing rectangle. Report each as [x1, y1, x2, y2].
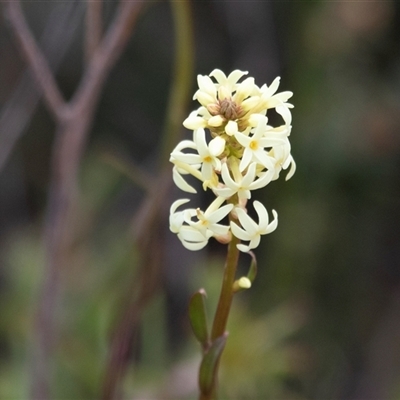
[198, 211, 240, 400]
[211, 233, 240, 340]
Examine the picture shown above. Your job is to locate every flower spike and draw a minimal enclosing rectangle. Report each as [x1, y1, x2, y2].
[169, 69, 294, 252]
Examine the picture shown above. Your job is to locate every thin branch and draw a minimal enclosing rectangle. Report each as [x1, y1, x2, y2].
[85, 0, 102, 64]
[3, 1, 146, 399]
[4, 1, 67, 120]
[72, 1, 145, 112]
[0, 1, 83, 173]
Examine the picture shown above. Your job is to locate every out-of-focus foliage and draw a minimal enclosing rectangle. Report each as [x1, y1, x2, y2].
[1, 1, 400, 399]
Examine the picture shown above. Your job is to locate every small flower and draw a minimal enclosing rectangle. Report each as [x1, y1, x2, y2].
[230, 201, 278, 252]
[169, 199, 211, 250]
[257, 77, 294, 111]
[214, 161, 274, 200]
[267, 139, 296, 181]
[169, 197, 233, 250]
[178, 225, 213, 251]
[185, 71, 294, 137]
[172, 164, 201, 194]
[185, 69, 264, 135]
[234, 116, 286, 172]
[170, 129, 225, 189]
[193, 129, 225, 180]
[186, 196, 234, 238]
[169, 198, 190, 233]
[170, 128, 225, 180]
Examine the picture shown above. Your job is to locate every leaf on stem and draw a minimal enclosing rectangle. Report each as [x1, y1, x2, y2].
[189, 288, 210, 350]
[199, 332, 228, 396]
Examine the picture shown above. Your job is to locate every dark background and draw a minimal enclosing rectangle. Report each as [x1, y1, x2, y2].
[1, 1, 400, 399]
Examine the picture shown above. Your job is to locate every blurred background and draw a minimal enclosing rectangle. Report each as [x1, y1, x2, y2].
[1, 1, 400, 399]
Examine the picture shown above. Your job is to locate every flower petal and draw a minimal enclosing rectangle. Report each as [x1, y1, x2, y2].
[180, 239, 208, 251]
[194, 128, 208, 156]
[253, 201, 268, 231]
[179, 226, 208, 241]
[207, 203, 234, 223]
[230, 221, 251, 241]
[234, 77, 255, 103]
[237, 243, 251, 253]
[208, 115, 225, 127]
[173, 167, 197, 193]
[197, 75, 216, 97]
[235, 207, 258, 236]
[239, 148, 253, 172]
[221, 162, 238, 189]
[241, 162, 257, 187]
[227, 70, 248, 87]
[183, 113, 207, 130]
[209, 136, 225, 156]
[264, 209, 278, 234]
[170, 198, 190, 214]
[225, 120, 239, 136]
[249, 169, 274, 190]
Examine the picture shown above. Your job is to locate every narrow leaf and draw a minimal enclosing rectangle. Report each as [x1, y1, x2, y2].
[188, 288, 209, 349]
[199, 332, 228, 395]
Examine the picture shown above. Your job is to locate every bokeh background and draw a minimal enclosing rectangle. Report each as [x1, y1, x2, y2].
[1, 1, 400, 399]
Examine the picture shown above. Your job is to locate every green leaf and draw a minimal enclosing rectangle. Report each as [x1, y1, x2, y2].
[188, 289, 209, 349]
[199, 333, 228, 395]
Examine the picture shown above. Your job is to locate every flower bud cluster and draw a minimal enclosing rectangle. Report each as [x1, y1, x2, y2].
[169, 69, 295, 252]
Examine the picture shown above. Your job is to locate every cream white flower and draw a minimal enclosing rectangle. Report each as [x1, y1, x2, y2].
[194, 129, 225, 180]
[169, 198, 191, 233]
[169, 197, 233, 250]
[268, 139, 296, 181]
[171, 128, 225, 181]
[169, 198, 211, 250]
[234, 116, 286, 172]
[186, 70, 294, 137]
[188, 69, 262, 135]
[170, 69, 295, 252]
[178, 226, 213, 251]
[172, 164, 201, 194]
[230, 201, 278, 252]
[193, 69, 249, 106]
[185, 196, 233, 238]
[257, 77, 294, 111]
[170, 137, 202, 193]
[214, 161, 274, 200]
[183, 110, 208, 130]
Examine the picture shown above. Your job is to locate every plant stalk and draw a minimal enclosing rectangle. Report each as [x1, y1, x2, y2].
[199, 210, 240, 400]
[211, 233, 240, 341]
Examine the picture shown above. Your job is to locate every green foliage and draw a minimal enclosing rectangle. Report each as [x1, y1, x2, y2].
[189, 289, 210, 351]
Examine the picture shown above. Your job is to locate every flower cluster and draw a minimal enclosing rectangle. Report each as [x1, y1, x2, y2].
[169, 70, 295, 252]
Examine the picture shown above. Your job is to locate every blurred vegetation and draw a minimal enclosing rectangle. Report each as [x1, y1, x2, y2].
[1, 1, 400, 399]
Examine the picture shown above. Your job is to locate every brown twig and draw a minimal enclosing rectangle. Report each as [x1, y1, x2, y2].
[5, 1, 145, 399]
[73, 1, 145, 114]
[0, 2, 82, 173]
[5, 1, 66, 120]
[85, 0, 102, 64]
